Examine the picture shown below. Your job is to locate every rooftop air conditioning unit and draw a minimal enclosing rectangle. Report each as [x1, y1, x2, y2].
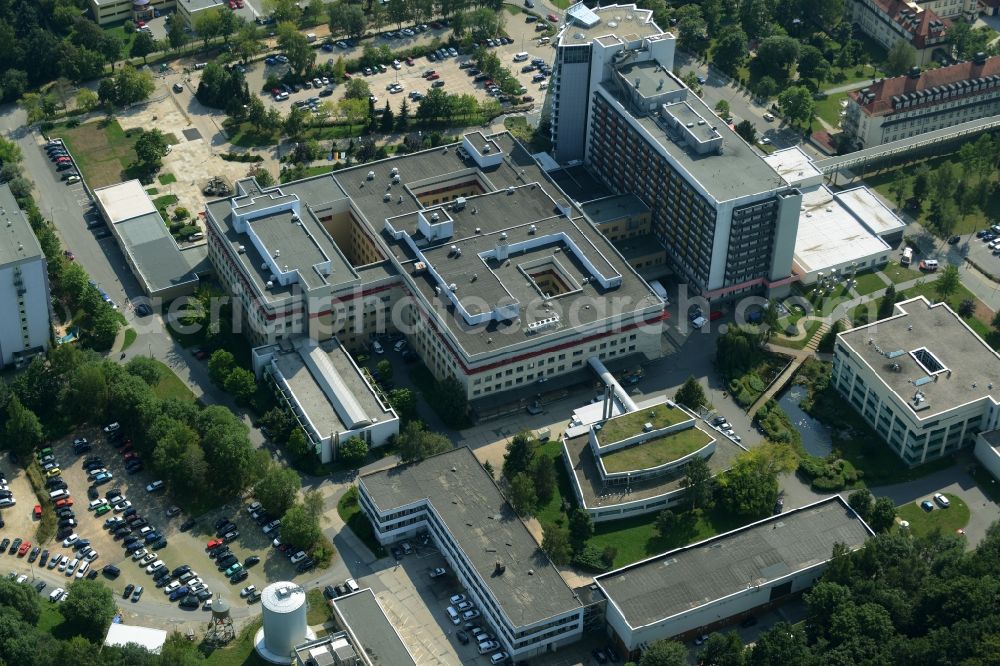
[367, 170, 375, 180]
[432, 212, 440, 222]
[454, 197, 466, 211]
[528, 224, 536, 234]
[483, 144, 491, 153]
[238, 245, 246, 253]
[383, 193, 391, 202]
[643, 422, 653, 432]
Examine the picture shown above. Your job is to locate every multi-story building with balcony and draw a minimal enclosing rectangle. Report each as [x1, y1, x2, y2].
[0, 185, 51, 367]
[549, 4, 801, 300]
[913, 0, 977, 20]
[842, 52, 1000, 148]
[357, 447, 585, 660]
[832, 296, 1000, 466]
[845, 0, 950, 66]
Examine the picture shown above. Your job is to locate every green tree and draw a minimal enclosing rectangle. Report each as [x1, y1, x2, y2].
[777, 86, 814, 128]
[218, 7, 239, 42]
[224, 367, 257, 404]
[540, 523, 571, 564]
[868, 496, 896, 533]
[380, 101, 394, 133]
[152, 419, 207, 498]
[756, 36, 800, 80]
[533, 455, 555, 505]
[167, 16, 189, 50]
[889, 169, 908, 210]
[509, 472, 537, 516]
[129, 30, 156, 63]
[885, 40, 916, 76]
[375, 359, 392, 383]
[503, 432, 535, 480]
[739, 0, 773, 41]
[2, 396, 42, 461]
[796, 45, 831, 83]
[482, 460, 495, 480]
[125, 355, 163, 385]
[934, 265, 960, 302]
[387, 387, 418, 422]
[255, 464, 300, 516]
[911, 165, 930, 210]
[718, 452, 779, 518]
[714, 99, 730, 117]
[208, 349, 236, 385]
[748, 622, 810, 666]
[280, 503, 321, 549]
[193, 9, 222, 47]
[61, 363, 110, 424]
[339, 436, 368, 466]
[134, 128, 169, 168]
[711, 25, 749, 74]
[682, 455, 713, 510]
[878, 283, 898, 320]
[675, 376, 707, 410]
[0, 578, 41, 624]
[267, 0, 302, 23]
[283, 106, 308, 139]
[640, 639, 688, 666]
[568, 508, 593, 550]
[75, 88, 99, 113]
[286, 427, 311, 458]
[397, 421, 451, 462]
[60, 579, 116, 641]
[396, 98, 410, 131]
[847, 488, 874, 521]
[344, 77, 371, 100]
[655, 508, 677, 536]
[992, 310, 1000, 333]
[277, 21, 314, 76]
[700, 632, 747, 666]
[232, 23, 263, 63]
[735, 119, 757, 144]
[676, 4, 708, 54]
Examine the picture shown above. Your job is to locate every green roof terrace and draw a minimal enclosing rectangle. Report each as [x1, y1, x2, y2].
[596, 403, 692, 447]
[600, 426, 713, 474]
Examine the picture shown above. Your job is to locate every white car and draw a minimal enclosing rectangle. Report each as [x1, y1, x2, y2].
[145, 480, 164, 493]
[65, 558, 79, 576]
[491, 652, 509, 664]
[15, 574, 26, 584]
[139, 553, 156, 566]
[262, 520, 280, 534]
[49, 587, 65, 602]
[240, 585, 256, 598]
[145, 560, 164, 573]
[449, 594, 466, 605]
[372, 340, 384, 354]
[164, 581, 181, 594]
[290, 551, 307, 564]
[203, 599, 213, 610]
[75, 561, 90, 578]
[88, 499, 108, 511]
[84, 550, 99, 562]
[131, 548, 148, 561]
[933, 493, 950, 508]
[62, 533, 79, 547]
[113, 500, 132, 513]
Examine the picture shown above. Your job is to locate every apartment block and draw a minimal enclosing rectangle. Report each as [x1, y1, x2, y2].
[0, 185, 51, 367]
[89, 0, 174, 25]
[843, 52, 1000, 149]
[550, 4, 801, 300]
[845, 0, 949, 67]
[833, 296, 1000, 466]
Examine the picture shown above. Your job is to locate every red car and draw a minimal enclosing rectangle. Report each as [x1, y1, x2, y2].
[547, 12, 558, 21]
[709, 310, 724, 321]
[33, 505, 41, 520]
[55, 498, 73, 508]
[123, 452, 138, 462]
[343, 72, 352, 79]
[405, 57, 414, 66]
[427, 73, 440, 80]
[17, 541, 31, 556]
[206, 538, 223, 550]
[236, 0, 243, 6]
[63, 250, 75, 261]
[228, 0, 236, 8]
[137, 20, 145, 27]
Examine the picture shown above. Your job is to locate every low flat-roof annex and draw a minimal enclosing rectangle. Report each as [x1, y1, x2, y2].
[595, 496, 871, 629]
[359, 447, 582, 628]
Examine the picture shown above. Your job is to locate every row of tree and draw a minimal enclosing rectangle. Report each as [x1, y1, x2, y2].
[0, 138, 122, 351]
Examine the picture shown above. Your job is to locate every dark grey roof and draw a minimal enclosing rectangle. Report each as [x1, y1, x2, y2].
[580, 193, 650, 225]
[332, 589, 416, 666]
[838, 296, 1000, 418]
[359, 447, 582, 628]
[114, 212, 199, 294]
[596, 496, 872, 628]
[0, 185, 43, 265]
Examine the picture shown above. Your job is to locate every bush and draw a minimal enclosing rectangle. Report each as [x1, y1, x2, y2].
[221, 152, 264, 163]
[178, 225, 200, 238]
[571, 545, 612, 573]
[173, 207, 189, 221]
[812, 474, 846, 491]
[798, 455, 827, 479]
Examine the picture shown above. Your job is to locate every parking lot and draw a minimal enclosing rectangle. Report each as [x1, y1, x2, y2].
[248, 16, 556, 114]
[367, 541, 514, 665]
[0, 428, 319, 620]
[0, 453, 41, 550]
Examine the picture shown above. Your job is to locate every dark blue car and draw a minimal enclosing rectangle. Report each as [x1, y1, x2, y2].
[144, 532, 161, 543]
[169, 585, 190, 601]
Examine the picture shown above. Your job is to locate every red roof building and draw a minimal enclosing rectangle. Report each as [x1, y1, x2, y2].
[842, 52, 1000, 148]
[846, 0, 950, 66]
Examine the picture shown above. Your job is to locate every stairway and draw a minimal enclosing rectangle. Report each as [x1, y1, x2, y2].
[804, 321, 830, 352]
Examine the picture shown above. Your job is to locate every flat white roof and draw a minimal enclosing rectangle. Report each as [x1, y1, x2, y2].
[104, 623, 168, 654]
[835, 186, 906, 236]
[764, 146, 823, 186]
[94, 180, 158, 224]
[794, 184, 890, 275]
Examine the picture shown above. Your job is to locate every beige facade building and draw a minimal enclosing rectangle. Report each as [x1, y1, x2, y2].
[845, 0, 949, 66]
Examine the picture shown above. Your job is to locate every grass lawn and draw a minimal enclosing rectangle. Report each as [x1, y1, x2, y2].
[588, 505, 749, 569]
[504, 4, 523, 13]
[38, 603, 68, 638]
[158, 172, 177, 185]
[306, 588, 331, 625]
[599, 404, 690, 445]
[337, 488, 387, 558]
[853, 270, 888, 296]
[203, 618, 269, 665]
[121, 328, 137, 351]
[549, 0, 571, 8]
[600, 428, 711, 473]
[149, 359, 197, 402]
[896, 493, 970, 539]
[770, 319, 823, 350]
[812, 92, 848, 131]
[152, 194, 179, 210]
[54, 119, 178, 188]
[882, 260, 923, 285]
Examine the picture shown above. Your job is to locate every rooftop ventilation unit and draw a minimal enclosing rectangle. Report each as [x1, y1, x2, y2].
[454, 197, 466, 211]
[274, 250, 281, 258]
[383, 193, 391, 202]
[390, 167, 399, 176]
[499, 232, 508, 240]
[506, 186, 515, 194]
[237, 245, 245, 253]
[528, 224, 537, 234]
[393, 174, 401, 183]
[482, 144, 491, 153]
[449, 283, 458, 291]
[291, 215, 300, 223]
[366, 170, 375, 180]
[431, 212, 440, 222]
[527, 314, 560, 334]
[266, 280, 273, 289]
[642, 422, 653, 432]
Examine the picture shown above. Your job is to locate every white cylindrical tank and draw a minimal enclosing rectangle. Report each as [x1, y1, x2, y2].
[259, 582, 308, 661]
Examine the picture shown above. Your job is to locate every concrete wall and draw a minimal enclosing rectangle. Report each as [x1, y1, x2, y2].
[607, 563, 826, 652]
[974, 434, 1000, 481]
[0, 257, 50, 366]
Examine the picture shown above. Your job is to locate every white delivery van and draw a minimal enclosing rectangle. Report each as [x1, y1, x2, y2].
[901, 247, 913, 266]
[649, 279, 669, 304]
[513, 52, 529, 62]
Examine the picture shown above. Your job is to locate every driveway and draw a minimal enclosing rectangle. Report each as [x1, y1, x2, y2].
[872, 458, 999, 548]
